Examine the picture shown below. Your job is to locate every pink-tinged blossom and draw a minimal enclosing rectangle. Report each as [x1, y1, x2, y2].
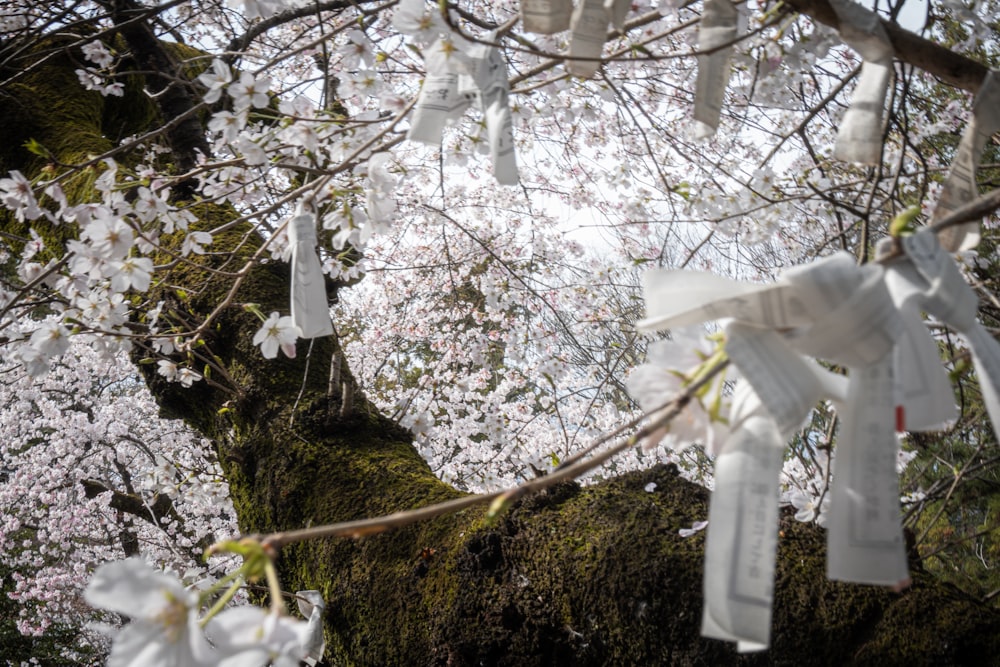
[234, 136, 268, 166]
[85, 559, 215, 667]
[789, 490, 828, 526]
[0, 170, 43, 222]
[339, 29, 375, 69]
[253, 312, 301, 359]
[208, 110, 248, 144]
[625, 330, 730, 454]
[391, 0, 447, 42]
[75, 67, 124, 97]
[81, 40, 115, 68]
[182, 231, 213, 256]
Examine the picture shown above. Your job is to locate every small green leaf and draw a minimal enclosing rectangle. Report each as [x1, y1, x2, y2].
[24, 138, 50, 158]
[889, 205, 921, 237]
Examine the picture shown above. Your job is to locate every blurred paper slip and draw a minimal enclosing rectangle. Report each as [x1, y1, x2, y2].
[701, 397, 783, 652]
[461, 41, 519, 184]
[408, 38, 519, 184]
[829, 0, 893, 165]
[879, 233, 960, 430]
[408, 73, 468, 144]
[781, 257, 909, 585]
[897, 230, 1000, 442]
[933, 71, 1000, 251]
[826, 357, 908, 584]
[724, 323, 823, 436]
[522, 0, 572, 33]
[892, 307, 957, 430]
[297, 590, 326, 665]
[606, 0, 630, 31]
[288, 207, 333, 339]
[567, 0, 609, 77]
[693, 0, 739, 138]
[636, 270, 811, 331]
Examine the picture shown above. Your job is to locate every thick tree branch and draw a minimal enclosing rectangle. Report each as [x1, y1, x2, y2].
[784, 0, 991, 93]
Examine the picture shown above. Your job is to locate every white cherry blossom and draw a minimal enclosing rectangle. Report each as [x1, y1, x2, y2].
[253, 312, 301, 359]
[84, 558, 215, 667]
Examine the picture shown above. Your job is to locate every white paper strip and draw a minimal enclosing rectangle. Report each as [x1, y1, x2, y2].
[521, 0, 572, 34]
[289, 207, 334, 339]
[408, 73, 470, 145]
[636, 269, 809, 331]
[693, 0, 739, 139]
[606, 0, 630, 32]
[462, 41, 519, 185]
[900, 230, 1000, 443]
[567, 0, 610, 78]
[296, 589, 327, 665]
[828, 0, 894, 165]
[933, 71, 1000, 251]
[724, 322, 823, 437]
[407, 38, 519, 184]
[701, 403, 784, 652]
[826, 355, 908, 584]
[892, 306, 958, 431]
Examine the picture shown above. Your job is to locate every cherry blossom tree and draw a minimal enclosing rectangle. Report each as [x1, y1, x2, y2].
[2, 0, 1000, 663]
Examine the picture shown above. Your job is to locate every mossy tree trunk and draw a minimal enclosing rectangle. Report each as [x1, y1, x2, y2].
[2, 31, 1000, 667]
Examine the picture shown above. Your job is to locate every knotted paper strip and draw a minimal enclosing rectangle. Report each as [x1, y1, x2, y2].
[829, 0, 893, 165]
[693, 0, 739, 139]
[459, 40, 519, 185]
[932, 71, 1000, 252]
[700, 389, 784, 652]
[887, 229, 1000, 443]
[288, 206, 334, 339]
[408, 38, 518, 184]
[521, 0, 572, 34]
[639, 253, 916, 648]
[296, 590, 326, 666]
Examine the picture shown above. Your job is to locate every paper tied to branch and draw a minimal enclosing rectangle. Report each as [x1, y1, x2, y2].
[522, 0, 572, 34]
[566, 0, 609, 78]
[692, 0, 741, 139]
[296, 589, 326, 666]
[288, 205, 334, 339]
[700, 387, 784, 652]
[408, 37, 519, 185]
[933, 70, 1000, 251]
[829, 0, 894, 165]
[884, 229, 1000, 443]
[640, 252, 912, 649]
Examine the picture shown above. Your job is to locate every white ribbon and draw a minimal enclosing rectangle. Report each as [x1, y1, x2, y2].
[521, 0, 572, 34]
[692, 0, 740, 139]
[408, 38, 518, 185]
[296, 589, 326, 665]
[932, 71, 1000, 251]
[288, 205, 334, 339]
[566, 0, 610, 78]
[885, 229, 1000, 442]
[829, 0, 893, 165]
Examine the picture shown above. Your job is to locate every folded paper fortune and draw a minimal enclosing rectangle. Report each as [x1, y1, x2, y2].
[634, 228, 1000, 651]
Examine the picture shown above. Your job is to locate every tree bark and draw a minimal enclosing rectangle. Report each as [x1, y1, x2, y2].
[2, 29, 1000, 667]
